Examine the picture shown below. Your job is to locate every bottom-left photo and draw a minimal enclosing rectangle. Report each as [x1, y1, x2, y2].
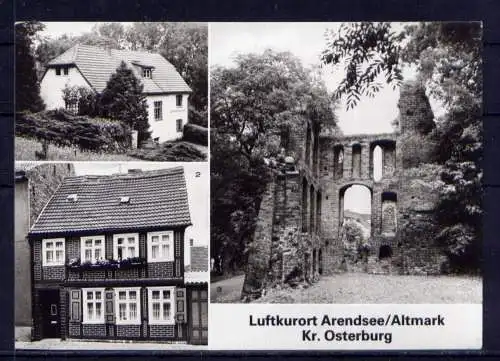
[15, 162, 209, 350]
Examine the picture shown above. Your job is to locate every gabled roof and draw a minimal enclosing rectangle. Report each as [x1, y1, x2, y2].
[29, 167, 192, 236]
[47, 44, 192, 94]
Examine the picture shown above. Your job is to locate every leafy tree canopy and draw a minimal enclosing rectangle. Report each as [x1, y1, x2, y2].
[100, 61, 150, 143]
[16, 21, 45, 112]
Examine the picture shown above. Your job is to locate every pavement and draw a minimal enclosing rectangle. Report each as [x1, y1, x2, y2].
[210, 275, 245, 303]
[16, 339, 208, 350]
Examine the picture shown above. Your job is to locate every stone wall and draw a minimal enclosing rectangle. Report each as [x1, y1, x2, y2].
[244, 81, 447, 298]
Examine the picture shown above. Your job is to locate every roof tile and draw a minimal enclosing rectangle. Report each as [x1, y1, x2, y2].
[29, 167, 192, 235]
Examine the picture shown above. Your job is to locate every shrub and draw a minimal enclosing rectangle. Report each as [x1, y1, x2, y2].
[188, 105, 208, 127]
[16, 109, 132, 153]
[183, 123, 208, 146]
[128, 141, 206, 161]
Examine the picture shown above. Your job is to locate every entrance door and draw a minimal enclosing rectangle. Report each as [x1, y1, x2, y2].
[39, 290, 60, 338]
[189, 288, 208, 345]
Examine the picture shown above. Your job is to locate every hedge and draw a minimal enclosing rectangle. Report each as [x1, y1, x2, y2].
[183, 123, 208, 146]
[16, 109, 132, 153]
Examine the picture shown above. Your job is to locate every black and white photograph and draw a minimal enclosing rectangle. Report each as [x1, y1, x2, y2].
[210, 22, 482, 305]
[15, 162, 209, 349]
[15, 22, 208, 162]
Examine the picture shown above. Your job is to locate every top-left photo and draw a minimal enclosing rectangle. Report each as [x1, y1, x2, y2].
[15, 22, 208, 161]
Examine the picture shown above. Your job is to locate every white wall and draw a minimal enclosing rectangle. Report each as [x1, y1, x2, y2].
[146, 93, 189, 142]
[40, 66, 92, 110]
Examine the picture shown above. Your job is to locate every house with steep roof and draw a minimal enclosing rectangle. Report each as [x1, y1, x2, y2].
[40, 44, 192, 142]
[28, 167, 208, 345]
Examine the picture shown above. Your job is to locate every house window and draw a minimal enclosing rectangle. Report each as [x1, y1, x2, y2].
[42, 238, 65, 266]
[113, 233, 139, 260]
[115, 288, 141, 325]
[143, 68, 152, 78]
[154, 101, 162, 121]
[65, 100, 79, 115]
[81, 236, 105, 263]
[176, 119, 183, 132]
[55, 67, 61, 76]
[63, 66, 69, 75]
[82, 288, 105, 324]
[176, 94, 183, 107]
[148, 287, 175, 325]
[147, 231, 174, 263]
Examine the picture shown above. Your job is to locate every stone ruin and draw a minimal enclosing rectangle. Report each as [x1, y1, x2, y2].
[241, 81, 447, 300]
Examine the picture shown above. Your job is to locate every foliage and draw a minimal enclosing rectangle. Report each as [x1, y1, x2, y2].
[183, 123, 208, 146]
[100, 61, 150, 143]
[16, 21, 45, 112]
[16, 109, 132, 153]
[322, 22, 482, 273]
[211, 50, 337, 274]
[128, 141, 206, 162]
[61, 85, 101, 116]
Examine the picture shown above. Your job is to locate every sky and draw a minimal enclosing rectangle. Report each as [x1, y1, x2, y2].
[72, 162, 209, 266]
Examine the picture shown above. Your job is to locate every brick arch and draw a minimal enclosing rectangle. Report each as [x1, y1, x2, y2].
[338, 183, 373, 238]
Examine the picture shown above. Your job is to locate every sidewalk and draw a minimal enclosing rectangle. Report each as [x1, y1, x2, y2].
[16, 339, 208, 351]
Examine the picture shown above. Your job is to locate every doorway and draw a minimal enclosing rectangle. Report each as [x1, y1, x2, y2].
[188, 288, 208, 345]
[39, 289, 60, 338]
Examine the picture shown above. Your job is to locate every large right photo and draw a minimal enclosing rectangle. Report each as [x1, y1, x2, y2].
[209, 22, 482, 305]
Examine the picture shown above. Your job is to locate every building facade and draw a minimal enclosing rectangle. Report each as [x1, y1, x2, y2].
[40, 44, 191, 142]
[243, 81, 445, 299]
[15, 163, 75, 328]
[28, 167, 208, 344]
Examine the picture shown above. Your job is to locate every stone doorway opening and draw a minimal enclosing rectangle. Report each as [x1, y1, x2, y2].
[379, 245, 393, 259]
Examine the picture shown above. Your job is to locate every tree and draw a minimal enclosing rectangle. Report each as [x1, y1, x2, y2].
[322, 22, 482, 272]
[211, 50, 337, 273]
[100, 61, 150, 143]
[16, 21, 45, 113]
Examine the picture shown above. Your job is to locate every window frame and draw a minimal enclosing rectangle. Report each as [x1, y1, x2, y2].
[176, 94, 183, 107]
[114, 287, 141, 325]
[80, 235, 105, 264]
[154, 100, 163, 121]
[63, 66, 69, 75]
[82, 288, 105, 324]
[147, 231, 174, 263]
[113, 233, 139, 261]
[42, 238, 65, 266]
[176, 119, 183, 132]
[55, 67, 61, 76]
[142, 68, 152, 78]
[147, 286, 175, 325]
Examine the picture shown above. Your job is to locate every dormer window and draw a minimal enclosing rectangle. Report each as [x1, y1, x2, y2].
[142, 68, 152, 78]
[120, 196, 130, 204]
[67, 194, 78, 202]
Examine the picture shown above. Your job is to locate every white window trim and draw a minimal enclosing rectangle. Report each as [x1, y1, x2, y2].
[154, 100, 163, 121]
[176, 94, 183, 107]
[42, 238, 65, 266]
[82, 288, 105, 324]
[147, 231, 174, 263]
[147, 286, 175, 325]
[115, 287, 141, 325]
[113, 233, 139, 260]
[80, 235, 105, 264]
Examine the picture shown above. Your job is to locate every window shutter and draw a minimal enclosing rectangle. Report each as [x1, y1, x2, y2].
[70, 289, 81, 322]
[105, 290, 115, 323]
[175, 288, 186, 323]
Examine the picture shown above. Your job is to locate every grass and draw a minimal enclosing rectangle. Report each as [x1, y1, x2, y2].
[16, 137, 138, 161]
[211, 273, 482, 304]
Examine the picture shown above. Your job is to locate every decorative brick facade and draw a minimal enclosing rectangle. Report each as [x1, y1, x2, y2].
[243, 81, 446, 299]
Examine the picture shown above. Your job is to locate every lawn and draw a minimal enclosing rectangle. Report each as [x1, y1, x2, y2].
[16, 137, 138, 161]
[211, 273, 482, 304]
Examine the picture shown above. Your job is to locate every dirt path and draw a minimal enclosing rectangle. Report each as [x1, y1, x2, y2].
[210, 275, 245, 303]
[255, 273, 482, 304]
